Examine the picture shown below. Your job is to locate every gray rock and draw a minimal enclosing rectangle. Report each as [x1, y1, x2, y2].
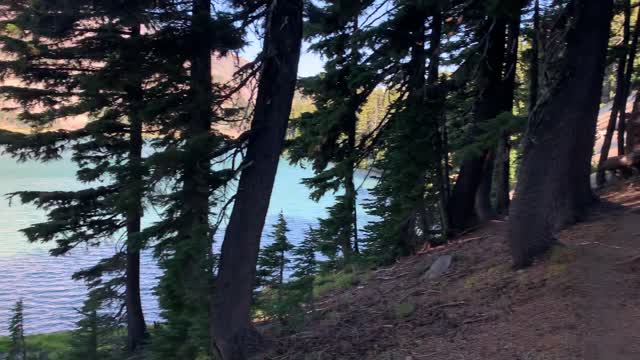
[424, 255, 453, 280]
[415, 255, 435, 275]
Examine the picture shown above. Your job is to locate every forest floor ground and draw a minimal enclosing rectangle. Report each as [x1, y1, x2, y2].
[261, 179, 640, 360]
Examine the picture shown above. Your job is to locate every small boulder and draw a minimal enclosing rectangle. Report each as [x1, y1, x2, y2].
[423, 255, 453, 280]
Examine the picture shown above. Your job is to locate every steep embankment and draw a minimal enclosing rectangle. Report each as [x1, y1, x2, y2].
[261, 180, 640, 360]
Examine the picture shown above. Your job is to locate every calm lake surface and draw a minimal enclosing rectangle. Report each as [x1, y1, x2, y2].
[0, 154, 376, 335]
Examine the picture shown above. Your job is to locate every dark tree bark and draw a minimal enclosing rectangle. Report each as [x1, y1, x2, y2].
[164, 0, 214, 354]
[124, 87, 147, 353]
[597, 0, 631, 186]
[474, 150, 496, 222]
[348, 15, 360, 256]
[340, 13, 362, 259]
[125, 125, 146, 352]
[628, 91, 640, 152]
[494, 137, 511, 215]
[510, 0, 613, 268]
[529, 0, 540, 113]
[400, 7, 428, 250]
[495, 9, 522, 215]
[124, 23, 146, 353]
[212, 1, 303, 358]
[618, 5, 640, 156]
[448, 17, 507, 231]
[428, 8, 449, 238]
[344, 114, 358, 257]
[439, 122, 451, 236]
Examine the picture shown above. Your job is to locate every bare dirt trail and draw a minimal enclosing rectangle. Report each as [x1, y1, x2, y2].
[573, 183, 640, 359]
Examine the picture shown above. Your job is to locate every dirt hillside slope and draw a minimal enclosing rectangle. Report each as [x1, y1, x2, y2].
[261, 180, 640, 360]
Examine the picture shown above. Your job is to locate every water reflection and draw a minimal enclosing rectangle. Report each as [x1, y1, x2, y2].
[0, 155, 376, 334]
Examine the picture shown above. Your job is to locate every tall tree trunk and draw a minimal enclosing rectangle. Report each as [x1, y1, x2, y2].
[344, 120, 358, 256]
[124, 87, 146, 353]
[124, 23, 146, 353]
[494, 136, 511, 215]
[475, 151, 496, 222]
[398, 6, 428, 252]
[448, 17, 507, 231]
[629, 91, 640, 152]
[164, 0, 214, 355]
[510, 0, 613, 268]
[278, 251, 285, 287]
[529, 0, 540, 113]
[212, 1, 303, 358]
[597, 0, 631, 185]
[88, 310, 98, 360]
[428, 7, 449, 239]
[347, 15, 360, 256]
[495, 9, 522, 215]
[619, 5, 640, 155]
[439, 120, 451, 237]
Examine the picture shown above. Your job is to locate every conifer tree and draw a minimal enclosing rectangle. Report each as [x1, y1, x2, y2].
[493, 2, 524, 216]
[529, 0, 541, 113]
[289, 226, 319, 300]
[363, 0, 446, 263]
[256, 212, 293, 289]
[288, 0, 379, 264]
[0, 1, 244, 356]
[255, 213, 294, 322]
[145, 1, 243, 357]
[0, 0, 156, 352]
[8, 299, 26, 360]
[617, 2, 640, 155]
[214, 0, 303, 357]
[67, 298, 121, 360]
[597, 0, 633, 185]
[447, 1, 509, 231]
[510, 0, 613, 267]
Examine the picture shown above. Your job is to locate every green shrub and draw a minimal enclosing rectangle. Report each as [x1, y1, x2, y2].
[394, 303, 416, 318]
[313, 272, 359, 297]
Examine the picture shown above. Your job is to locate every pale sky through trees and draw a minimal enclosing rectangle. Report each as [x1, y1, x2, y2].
[238, 0, 398, 78]
[241, 32, 325, 77]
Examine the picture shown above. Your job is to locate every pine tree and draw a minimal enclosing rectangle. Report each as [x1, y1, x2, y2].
[447, 1, 509, 231]
[510, 0, 614, 267]
[213, 0, 304, 357]
[493, 2, 524, 216]
[257, 212, 294, 289]
[145, 1, 243, 357]
[597, 0, 633, 185]
[67, 297, 122, 360]
[0, 0, 155, 352]
[617, 1, 640, 156]
[254, 213, 295, 322]
[8, 299, 26, 360]
[529, 0, 541, 113]
[289, 226, 319, 300]
[287, 0, 379, 265]
[0, 1, 245, 356]
[363, 0, 446, 263]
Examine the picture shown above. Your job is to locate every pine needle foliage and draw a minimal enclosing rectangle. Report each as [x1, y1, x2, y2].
[287, 0, 382, 267]
[8, 299, 27, 360]
[257, 212, 294, 290]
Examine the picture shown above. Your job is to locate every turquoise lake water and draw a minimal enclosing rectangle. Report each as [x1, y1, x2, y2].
[0, 154, 376, 334]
